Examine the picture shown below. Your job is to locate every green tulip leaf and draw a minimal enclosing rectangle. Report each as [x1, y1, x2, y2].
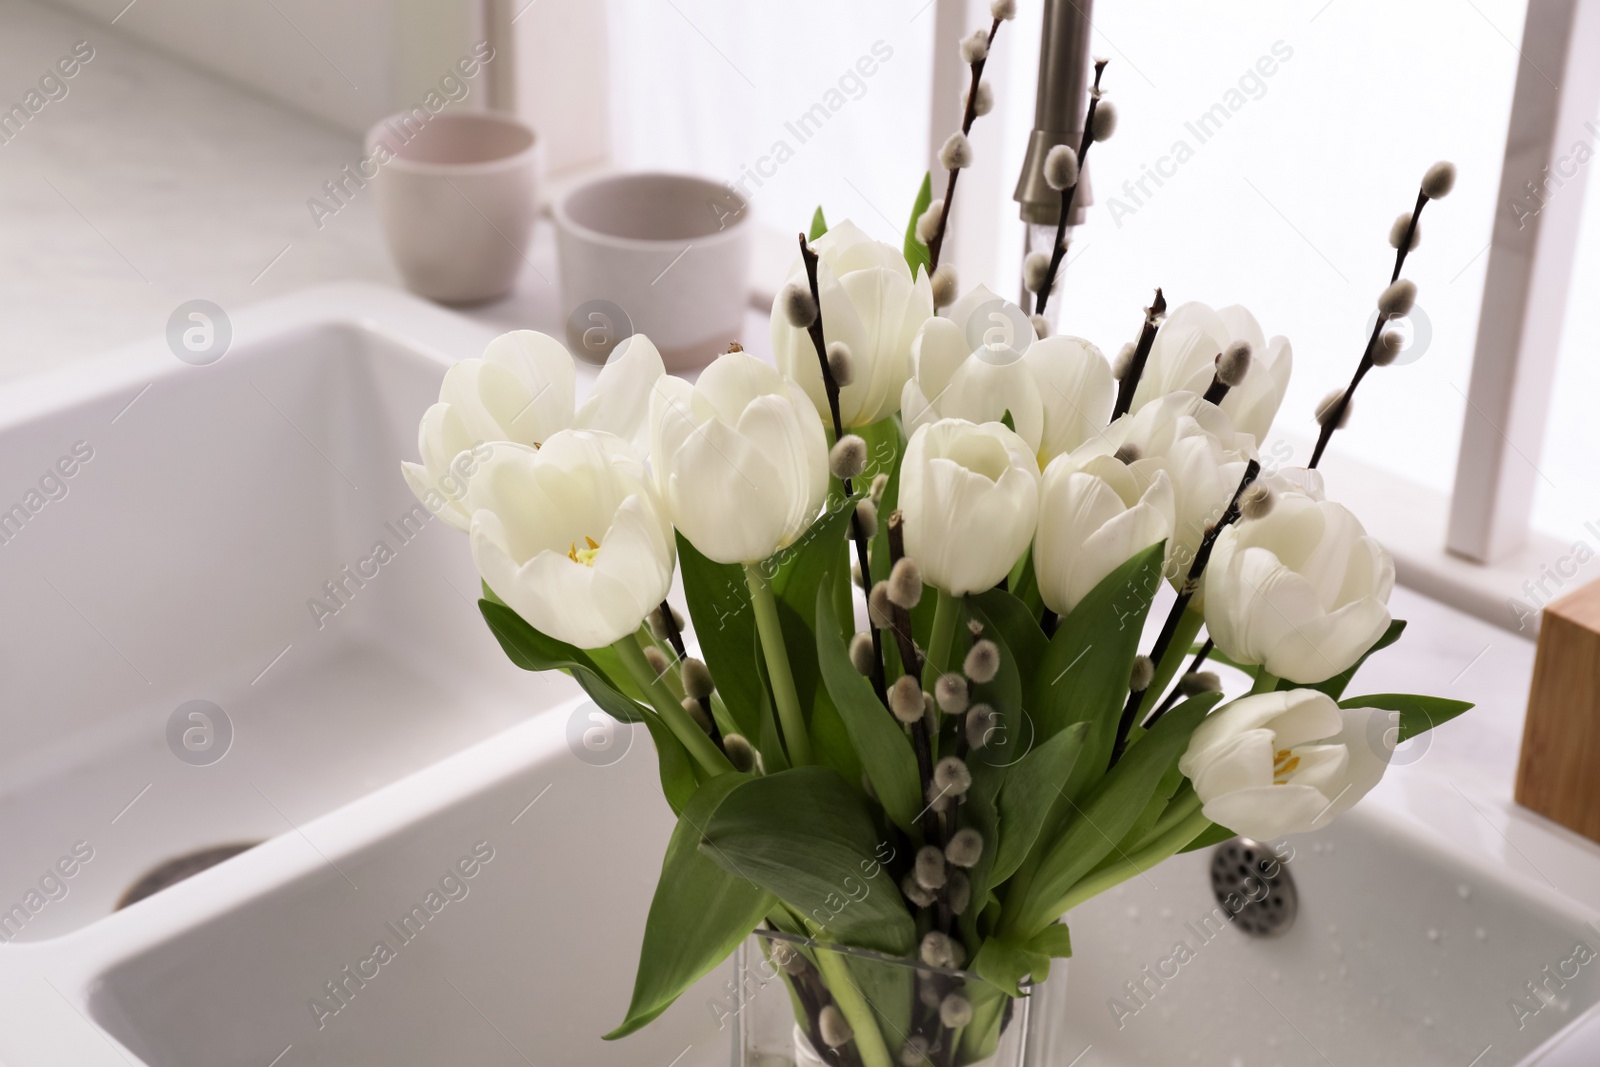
[676, 531, 764, 739]
[1178, 821, 1237, 854]
[988, 722, 1090, 886]
[971, 937, 1050, 997]
[904, 170, 933, 278]
[810, 205, 828, 241]
[1339, 692, 1474, 743]
[1010, 693, 1219, 939]
[1027, 922, 1073, 959]
[701, 766, 915, 957]
[814, 583, 923, 834]
[1030, 542, 1166, 798]
[606, 773, 775, 1040]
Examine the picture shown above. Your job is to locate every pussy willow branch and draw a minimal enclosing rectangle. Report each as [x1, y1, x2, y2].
[926, 17, 1001, 273]
[1148, 637, 1214, 722]
[1111, 459, 1261, 764]
[886, 510, 943, 846]
[1111, 288, 1165, 420]
[800, 234, 887, 705]
[1310, 186, 1432, 469]
[655, 598, 722, 747]
[1034, 59, 1107, 317]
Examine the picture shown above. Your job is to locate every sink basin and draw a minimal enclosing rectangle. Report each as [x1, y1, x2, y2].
[0, 284, 547, 942]
[1, 284, 1598, 1067]
[1045, 796, 1600, 1066]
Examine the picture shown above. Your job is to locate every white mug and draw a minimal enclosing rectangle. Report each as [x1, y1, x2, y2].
[365, 110, 539, 304]
[554, 172, 750, 371]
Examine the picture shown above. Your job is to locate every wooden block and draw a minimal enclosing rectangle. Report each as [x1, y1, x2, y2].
[1517, 577, 1600, 844]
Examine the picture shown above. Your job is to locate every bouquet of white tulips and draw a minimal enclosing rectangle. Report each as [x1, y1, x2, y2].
[403, 11, 1473, 1066]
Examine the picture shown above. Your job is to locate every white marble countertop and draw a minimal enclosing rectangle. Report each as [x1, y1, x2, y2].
[0, 0, 1588, 905]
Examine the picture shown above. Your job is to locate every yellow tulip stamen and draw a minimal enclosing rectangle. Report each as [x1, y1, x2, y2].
[567, 535, 601, 566]
[1272, 748, 1300, 784]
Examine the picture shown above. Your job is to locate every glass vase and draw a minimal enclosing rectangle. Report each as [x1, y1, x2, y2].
[732, 931, 1033, 1067]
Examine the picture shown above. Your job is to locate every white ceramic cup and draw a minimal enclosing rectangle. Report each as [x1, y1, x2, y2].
[365, 110, 539, 305]
[554, 172, 750, 371]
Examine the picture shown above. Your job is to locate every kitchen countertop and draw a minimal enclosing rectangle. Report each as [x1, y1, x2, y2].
[0, 0, 775, 379]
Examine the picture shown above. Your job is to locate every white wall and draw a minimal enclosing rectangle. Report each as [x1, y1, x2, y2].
[43, 0, 485, 134]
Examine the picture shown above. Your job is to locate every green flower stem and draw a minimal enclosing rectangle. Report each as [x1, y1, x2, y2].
[1047, 806, 1213, 921]
[923, 588, 961, 686]
[958, 981, 1011, 1063]
[810, 941, 894, 1067]
[1249, 667, 1280, 694]
[613, 637, 732, 777]
[744, 563, 813, 766]
[1136, 607, 1204, 721]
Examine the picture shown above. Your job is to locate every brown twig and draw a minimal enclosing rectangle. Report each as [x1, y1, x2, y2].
[1309, 187, 1432, 469]
[800, 235, 888, 705]
[1034, 59, 1108, 317]
[926, 18, 1002, 272]
[655, 598, 721, 747]
[1111, 288, 1167, 420]
[1112, 459, 1261, 763]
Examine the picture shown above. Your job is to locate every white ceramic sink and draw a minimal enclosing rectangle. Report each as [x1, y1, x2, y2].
[2, 284, 1598, 1067]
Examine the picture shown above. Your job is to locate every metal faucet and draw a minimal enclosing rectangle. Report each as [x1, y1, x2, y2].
[1014, 0, 1096, 312]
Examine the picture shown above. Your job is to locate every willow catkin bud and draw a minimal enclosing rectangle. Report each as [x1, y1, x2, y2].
[826, 341, 855, 387]
[1316, 388, 1352, 429]
[963, 639, 1000, 683]
[848, 632, 876, 676]
[830, 435, 867, 480]
[682, 657, 714, 699]
[1043, 144, 1079, 191]
[1129, 655, 1155, 692]
[935, 673, 969, 714]
[940, 132, 973, 170]
[914, 845, 948, 890]
[1178, 670, 1223, 696]
[1216, 341, 1252, 387]
[723, 733, 756, 772]
[781, 283, 817, 329]
[888, 676, 925, 724]
[933, 756, 973, 796]
[818, 1005, 853, 1049]
[945, 827, 983, 868]
[888, 557, 923, 609]
[1422, 160, 1457, 199]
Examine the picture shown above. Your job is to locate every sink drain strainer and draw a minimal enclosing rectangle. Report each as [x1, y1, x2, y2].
[1210, 837, 1297, 937]
[116, 842, 260, 910]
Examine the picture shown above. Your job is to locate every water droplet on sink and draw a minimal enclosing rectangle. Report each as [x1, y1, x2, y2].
[1328, 923, 1338, 935]
[1159, 907, 1173, 919]
[1318, 970, 1327, 983]
[1475, 927, 1487, 941]
[1423, 1016, 1434, 1028]
[1426, 928, 1441, 942]
[1339, 964, 1348, 978]
[1457, 883, 1472, 900]
[1126, 906, 1140, 921]
[1271, 969, 1281, 982]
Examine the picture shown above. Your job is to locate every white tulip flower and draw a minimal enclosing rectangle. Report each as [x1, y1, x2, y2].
[770, 220, 933, 428]
[1178, 689, 1394, 840]
[465, 431, 675, 650]
[1075, 391, 1256, 578]
[401, 330, 665, 530]
[651, 349, 829, 565]
[903, 285, 1115, 466]
[1130, 302, 1292, 441]
[1203, 493, 1395, 684]
[902, 286, 1045, 451]
[1034, 452, 1174, 614]
[900, 419, 1040, 596]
